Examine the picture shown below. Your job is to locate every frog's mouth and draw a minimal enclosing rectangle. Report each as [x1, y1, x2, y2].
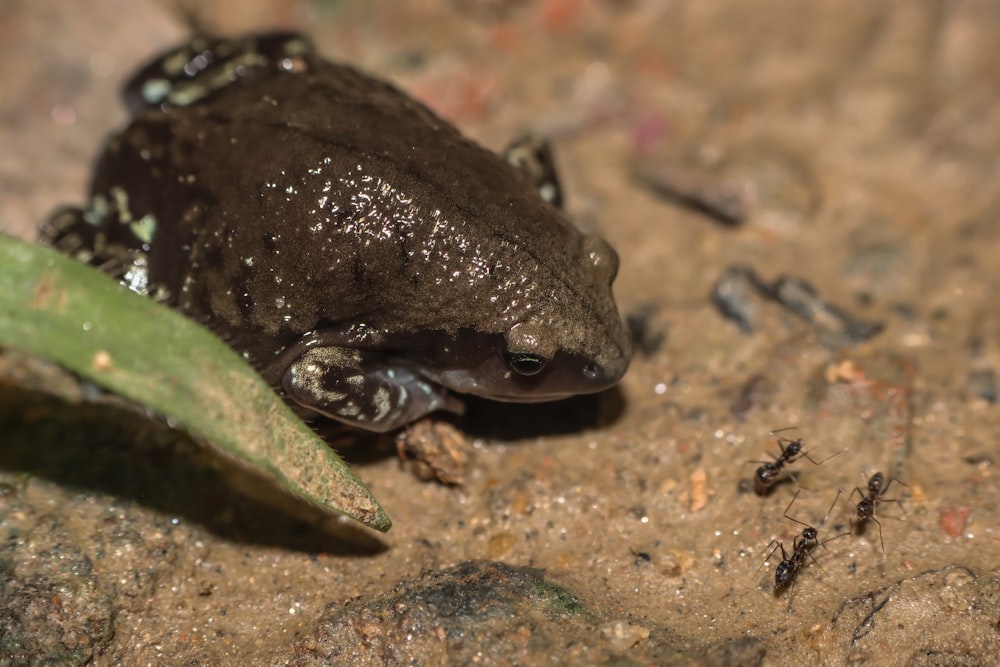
[430, 350, 629, 404]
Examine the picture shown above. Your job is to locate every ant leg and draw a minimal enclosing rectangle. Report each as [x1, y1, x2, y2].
[802, 447, 848, 466]
[884, 476, 910, 494]
[881, 477, 910, 514]
[819, 530, 852, 547]
[754, 540, 780, 575]
[803, 545, 828, 575]
[753, 540, 785, 581]
[871, 515, 885, 556]
[823, 489, 843, 522]
[848, 486, 866, 505]
[775, 439, 791, 458]
[807, 529, 852, 576]
[870, 495, 905, 555]
[877, 497, 906, 516]
[781, 490, 819, 532]
[782, 490, 804, 522]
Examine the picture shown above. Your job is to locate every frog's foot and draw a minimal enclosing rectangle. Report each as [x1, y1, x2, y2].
[40, 205, 164, 299]
[281, 346, 463, 432]
[40, 207, 128, 275]
[395, 419, 470, 486]
[40, 207, 93, 255]
[504, 134, 564, 210]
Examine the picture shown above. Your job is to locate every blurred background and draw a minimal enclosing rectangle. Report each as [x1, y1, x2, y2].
[2, 2, 999, 665]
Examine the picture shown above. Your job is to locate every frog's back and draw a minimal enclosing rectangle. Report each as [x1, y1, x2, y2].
[44, 33, 629, 374]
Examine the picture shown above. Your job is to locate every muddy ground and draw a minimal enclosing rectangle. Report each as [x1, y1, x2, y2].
[2, 1, 999, 665]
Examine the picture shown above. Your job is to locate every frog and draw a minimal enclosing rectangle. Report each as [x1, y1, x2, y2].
[42, 32, 632, 433]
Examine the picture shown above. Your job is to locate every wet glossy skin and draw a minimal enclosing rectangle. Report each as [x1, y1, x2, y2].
[43, 32, 632, 431]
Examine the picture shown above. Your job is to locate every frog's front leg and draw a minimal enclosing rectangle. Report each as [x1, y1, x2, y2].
[281, 347, 462, 432]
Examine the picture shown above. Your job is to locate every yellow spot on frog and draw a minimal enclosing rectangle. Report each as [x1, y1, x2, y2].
[129, 214, 157, 245]
[110, 186, 132, 223]
[83, 194, 110, 225]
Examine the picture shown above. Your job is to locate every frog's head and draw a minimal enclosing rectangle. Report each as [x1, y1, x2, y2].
[418, 232, 633, 403]
[430, 325, 630, 404]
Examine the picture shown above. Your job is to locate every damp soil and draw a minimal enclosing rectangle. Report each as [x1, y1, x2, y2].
[2, 2, 1000, 665]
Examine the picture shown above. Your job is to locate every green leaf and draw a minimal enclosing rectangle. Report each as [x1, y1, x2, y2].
[0, 233, 391, 532]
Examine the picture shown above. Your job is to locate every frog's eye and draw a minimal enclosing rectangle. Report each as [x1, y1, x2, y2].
[505, 352, 549, 376]
[583, 234, 620, 284]
[504, 322, 557, 377]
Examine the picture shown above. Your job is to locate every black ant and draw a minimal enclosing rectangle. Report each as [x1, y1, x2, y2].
[749, 428, 844, 495]
[757, 490, 848, 593]
[848, 472, 906, 554]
